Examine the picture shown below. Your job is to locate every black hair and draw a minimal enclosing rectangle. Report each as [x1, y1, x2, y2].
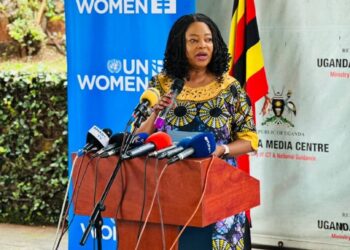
[163, 13, 231, 81]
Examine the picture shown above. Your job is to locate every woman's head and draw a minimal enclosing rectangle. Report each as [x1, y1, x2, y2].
[163, 13, 230, 80]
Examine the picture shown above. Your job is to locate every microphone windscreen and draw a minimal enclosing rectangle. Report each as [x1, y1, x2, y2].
[188, 132, 216, 157]
[84, 126, 111, 150]
[140, 88, 160, 107]
[102, 128, 113, 137]
[86, 132, 95, 144]
[109, 132, 126, 144]
[146, 131, 172, 150]
[132, 133, 149, 146]
[171, 78, 185, 92]
[177, 137, 191, 148]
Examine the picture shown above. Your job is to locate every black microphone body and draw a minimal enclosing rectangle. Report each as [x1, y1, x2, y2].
[148, 145, 177, 158]
[168, 148, 195, 164]
[82, 140, 95, 153]
[92, 132, 126, 158]
[164, 146, 186, 159]
[96, 132, 149, 158]
[123, 143, 156, 159]
[133, 100, 151, 119]
[99, 145, 122, 158]
[92, 143, 118, 158]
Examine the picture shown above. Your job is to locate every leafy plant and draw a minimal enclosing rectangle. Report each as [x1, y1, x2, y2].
[8, 18, 46, 55]
[46, 0, 64, 19]
[0, 71, 68, 225]
[4, 0, 46, 56]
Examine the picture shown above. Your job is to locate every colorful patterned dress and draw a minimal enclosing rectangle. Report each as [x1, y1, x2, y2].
[149, 73, 258, 250]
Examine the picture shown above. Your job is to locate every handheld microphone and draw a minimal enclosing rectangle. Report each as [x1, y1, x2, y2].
[154, 78, 184, 129]
[168, 132, 216, 164]
[133, 88, 160, 119]
[123, 131, 172, 159]
[78, 126, 112, 156]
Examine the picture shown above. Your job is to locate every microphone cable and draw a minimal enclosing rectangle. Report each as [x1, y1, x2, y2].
[113, 160, 127, 218]
[169, 155, 215, 250]
[136, 156, 150, 238]
[54, 156, 95, 250]
[52, 155, 95, 250]
[52, 153, 79, 250]
[154, 157, 166, 250]
[91, 157, 104, 250]
[113, 159, 126, 246]
[134, 162, 171, 250]
[103, 121, 135, 246]
[52, 153, 86, 249]
[135, 156, 166, 250]
[109, 121, 136, 246]
[93, 157, 102, 206]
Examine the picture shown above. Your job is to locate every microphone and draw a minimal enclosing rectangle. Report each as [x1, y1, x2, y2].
[133, 88, 160, 119]
[162, 137, 192, 159]
[93, 132, 126, 158]
[168, 133, 216, 164]
[123, 131, 172, 159]
[150, 137, 191, 160]
[102, 128, 113, 137]
[154, 78, 185, 129]
[148, 144, 177, 158]
[78, 126, 112, 156]
[110, 132, 128, 144]
[131, 132, 150, 146]
[101, 132, 149, 158]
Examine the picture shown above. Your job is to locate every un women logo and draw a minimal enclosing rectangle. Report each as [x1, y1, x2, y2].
[107, 59, 122, 73]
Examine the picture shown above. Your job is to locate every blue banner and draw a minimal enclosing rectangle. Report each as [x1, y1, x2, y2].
[64, 0, 195, 248]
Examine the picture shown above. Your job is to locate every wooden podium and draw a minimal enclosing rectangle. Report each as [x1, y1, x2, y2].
[72, 155, 260, 249]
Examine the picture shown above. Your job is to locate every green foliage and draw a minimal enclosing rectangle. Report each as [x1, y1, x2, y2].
[0, 4, 6, 13]
[0, 71, 68, 225]
[46, 0, 64, 20]
[4, 0, 46, 55]
[8, 18, 46, 55]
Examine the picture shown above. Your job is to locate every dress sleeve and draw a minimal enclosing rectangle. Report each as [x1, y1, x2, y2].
[148, 75, 157, 88]
[229, 80, 259, 150]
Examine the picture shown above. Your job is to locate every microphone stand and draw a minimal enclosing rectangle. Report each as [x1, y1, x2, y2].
[79, 108, 150, 249]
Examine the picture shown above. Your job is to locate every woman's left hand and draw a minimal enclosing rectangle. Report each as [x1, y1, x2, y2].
[212, 145, 226, 158]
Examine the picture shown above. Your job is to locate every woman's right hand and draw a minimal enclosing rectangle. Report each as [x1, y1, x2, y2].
[153, 93, 175, 115]
[136, 93, 176, 134]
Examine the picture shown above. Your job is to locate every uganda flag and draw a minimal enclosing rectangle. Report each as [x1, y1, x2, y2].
[228, 0, 268, 171]
[228, 0, 268, 227]
[229, 0, 268, 105]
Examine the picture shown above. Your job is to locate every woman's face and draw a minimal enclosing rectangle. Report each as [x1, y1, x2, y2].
[185, 21, 213, 71]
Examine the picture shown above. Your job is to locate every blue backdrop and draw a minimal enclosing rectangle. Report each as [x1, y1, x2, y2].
[64, 0, 195, 248]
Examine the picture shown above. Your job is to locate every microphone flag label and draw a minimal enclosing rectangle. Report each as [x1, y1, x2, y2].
[89, 126, 109, 147]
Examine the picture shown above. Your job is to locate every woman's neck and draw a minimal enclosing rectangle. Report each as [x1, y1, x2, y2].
[186, 69, 216, 88]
